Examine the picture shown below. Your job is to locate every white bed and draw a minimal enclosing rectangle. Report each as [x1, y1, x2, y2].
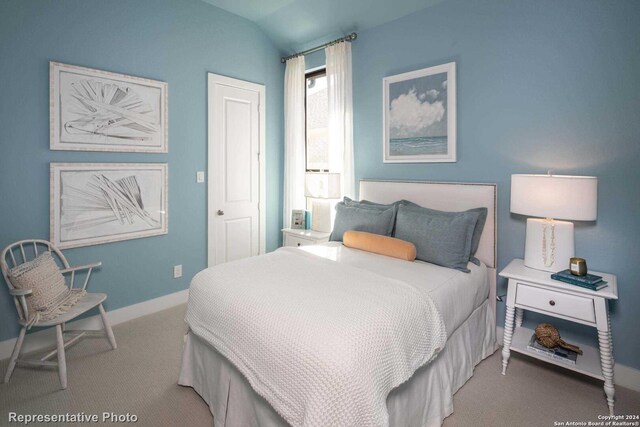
[179, 180, 498, 427]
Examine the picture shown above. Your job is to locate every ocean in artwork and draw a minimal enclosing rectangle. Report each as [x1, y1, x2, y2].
[389, 135, 448, 156]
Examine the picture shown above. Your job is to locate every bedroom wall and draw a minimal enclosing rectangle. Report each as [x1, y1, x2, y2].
[350, 0, 640, 369]
[0, 0, 284, 342]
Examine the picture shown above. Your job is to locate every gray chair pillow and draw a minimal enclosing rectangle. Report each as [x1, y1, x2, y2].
[394, 205, 480, 272]
[330, 203, 396, 242]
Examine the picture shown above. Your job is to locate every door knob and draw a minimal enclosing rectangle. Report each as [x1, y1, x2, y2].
[217, 210, 224, 216]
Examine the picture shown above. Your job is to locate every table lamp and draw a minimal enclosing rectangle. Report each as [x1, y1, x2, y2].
[510, 173, 597, 272]
[305, 172, 341, 232]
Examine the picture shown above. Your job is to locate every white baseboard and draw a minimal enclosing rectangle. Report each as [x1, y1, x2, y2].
[0, 289, 189, 360]
[496, 326, 640, 392]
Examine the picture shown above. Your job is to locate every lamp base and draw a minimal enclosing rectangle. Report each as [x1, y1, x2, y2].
[311, 199, 332, 233]
[524, 218, 574, 272]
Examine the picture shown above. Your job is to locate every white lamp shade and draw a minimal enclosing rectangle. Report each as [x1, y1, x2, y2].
[305, 172, 341, 199]
[510, 174, 597, 221]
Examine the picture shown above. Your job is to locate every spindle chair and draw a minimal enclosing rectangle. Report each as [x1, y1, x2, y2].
[1, 239, 117, 389]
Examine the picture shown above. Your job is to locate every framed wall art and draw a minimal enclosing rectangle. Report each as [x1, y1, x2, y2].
[383, 62, 456, 163]
[291, 210, 305, 229]
[50, 163, 168, 249]
[50, 61, 168, 153]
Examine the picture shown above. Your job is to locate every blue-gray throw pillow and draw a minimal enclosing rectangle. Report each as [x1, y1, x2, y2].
[343, 197, 419, 210]
[330, 203, 396, 242]
[468, 207, 488, 264]
[405, 206, 487, 264]
[394, 204, 480, 272]
[342, 197, 419, 235]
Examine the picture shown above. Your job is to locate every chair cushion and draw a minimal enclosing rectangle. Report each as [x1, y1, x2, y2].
[8, 252, 85, 326]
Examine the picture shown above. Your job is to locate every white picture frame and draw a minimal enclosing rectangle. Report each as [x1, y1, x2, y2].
[50, 61, 168, 153]
[383, 62, 456, 163]
[291, 210, 305, 229]
[50, 163, 168, 249]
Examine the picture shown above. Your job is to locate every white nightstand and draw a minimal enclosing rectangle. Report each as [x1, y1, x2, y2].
[499, 259, 618, 415]
[282, 228, 331, 248]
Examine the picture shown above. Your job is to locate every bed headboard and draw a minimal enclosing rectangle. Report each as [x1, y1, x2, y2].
[359, 179, 497, 320]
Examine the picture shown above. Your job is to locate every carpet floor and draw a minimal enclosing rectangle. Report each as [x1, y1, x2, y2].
[0, 304, 638, 426]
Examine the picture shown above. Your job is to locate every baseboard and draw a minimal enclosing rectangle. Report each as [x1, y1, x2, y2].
[0, 289, 189, 360]
[496, 326, 640, 392]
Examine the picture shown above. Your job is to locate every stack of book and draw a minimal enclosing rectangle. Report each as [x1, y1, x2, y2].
[527, 334, 578, 365]
[550, 269, 608, 291]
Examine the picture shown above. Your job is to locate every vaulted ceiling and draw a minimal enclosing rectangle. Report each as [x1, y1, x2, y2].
[200, 0, 445, 54]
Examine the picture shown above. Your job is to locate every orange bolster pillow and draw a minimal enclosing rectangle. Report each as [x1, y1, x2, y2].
[343, 231, 417, 261]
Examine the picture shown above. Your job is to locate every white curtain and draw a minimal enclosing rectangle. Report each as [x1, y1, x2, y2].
[325, 42, 355, 199]
[283, 55, 307, 228]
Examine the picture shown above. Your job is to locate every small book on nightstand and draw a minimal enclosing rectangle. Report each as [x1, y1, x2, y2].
[527, 334, 578, 365]
[551, 269, 608, 291]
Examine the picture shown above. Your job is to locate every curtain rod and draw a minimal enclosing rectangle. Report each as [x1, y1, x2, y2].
[280, 32, 357, 64]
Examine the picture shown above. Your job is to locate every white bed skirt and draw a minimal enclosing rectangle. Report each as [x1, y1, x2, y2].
[179, 299, 497, 427]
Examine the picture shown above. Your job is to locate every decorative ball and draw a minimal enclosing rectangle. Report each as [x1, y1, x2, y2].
[534, 322, 583, 355]
[535, 323, 560, 348]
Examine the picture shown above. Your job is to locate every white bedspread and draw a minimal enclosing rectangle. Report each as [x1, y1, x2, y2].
[300, 242, 488, 335]
[185, 247, 447, 427]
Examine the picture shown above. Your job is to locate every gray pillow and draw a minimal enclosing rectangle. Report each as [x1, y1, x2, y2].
[468, 207, 488, 264]
[330, 203, 396, 242]
[394, 205, 480, 272]
[343, 197, 418, 235]
[343, 197, 419, 210]
[391, 205, 487, 265]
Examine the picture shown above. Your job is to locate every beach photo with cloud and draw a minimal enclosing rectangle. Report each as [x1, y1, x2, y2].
[383, 62, 456, 163]
[388, 71, 449, 156]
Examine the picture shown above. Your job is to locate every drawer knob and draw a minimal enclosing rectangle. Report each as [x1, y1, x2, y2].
[549, 300, 556, 306]
[297, 243, 301, 247]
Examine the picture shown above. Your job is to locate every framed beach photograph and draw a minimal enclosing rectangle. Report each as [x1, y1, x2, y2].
[50, 61, 168, 153]
[383, 62, 456, 163]
[51, 163, 168, 249]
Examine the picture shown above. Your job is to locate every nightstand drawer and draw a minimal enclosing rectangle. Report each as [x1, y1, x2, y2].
[515, 283, 596, 323]
[285, 235, 315, 247]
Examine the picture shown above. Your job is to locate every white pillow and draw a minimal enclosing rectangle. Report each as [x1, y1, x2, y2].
[9, 252, 83, 326]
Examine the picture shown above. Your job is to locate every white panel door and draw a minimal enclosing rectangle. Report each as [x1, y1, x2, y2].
[208, 74, 265, 266]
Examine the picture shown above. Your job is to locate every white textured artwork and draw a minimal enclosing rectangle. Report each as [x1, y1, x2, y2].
[51, 163, 168, 249]
[50, 62, 168, 152]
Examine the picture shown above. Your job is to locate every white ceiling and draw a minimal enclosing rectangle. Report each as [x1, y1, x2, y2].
[200, 0, 445, 54]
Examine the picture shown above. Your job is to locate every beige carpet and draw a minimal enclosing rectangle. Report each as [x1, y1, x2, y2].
[0, 304, 638, 426]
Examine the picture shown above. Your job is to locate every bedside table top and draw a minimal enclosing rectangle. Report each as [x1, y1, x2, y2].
[281, 228, 331, 239]
[499, 259, 618, 300]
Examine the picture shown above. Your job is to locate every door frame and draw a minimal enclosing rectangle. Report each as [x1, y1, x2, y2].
[207, 73, 266, 267]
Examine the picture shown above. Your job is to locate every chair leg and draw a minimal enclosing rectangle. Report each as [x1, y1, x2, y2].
[4, 326, 26, 384]
[99, 304, 117, 350]
[56, 324, 67, 390]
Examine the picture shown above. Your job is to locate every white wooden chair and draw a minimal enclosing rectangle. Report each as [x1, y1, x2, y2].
[1, 239, 117, 389]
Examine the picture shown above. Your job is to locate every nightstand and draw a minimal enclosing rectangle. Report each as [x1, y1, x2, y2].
[499, 259, 618, 415]
[282, 228, 331, 247]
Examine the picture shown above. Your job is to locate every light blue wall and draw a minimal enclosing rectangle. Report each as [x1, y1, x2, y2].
[0, 0, 284, 342]
[352, 0, 640, 369]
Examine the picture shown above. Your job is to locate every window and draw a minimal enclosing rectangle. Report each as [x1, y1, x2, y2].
[305, 69, 329, 172]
